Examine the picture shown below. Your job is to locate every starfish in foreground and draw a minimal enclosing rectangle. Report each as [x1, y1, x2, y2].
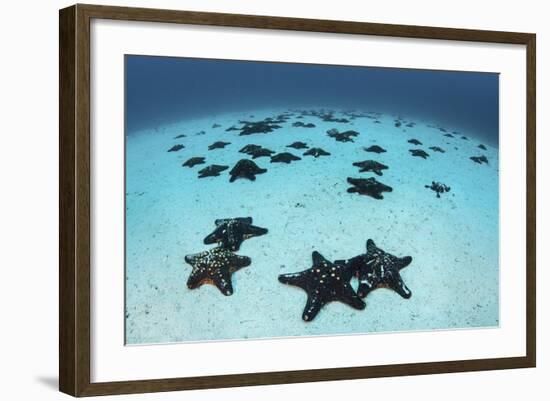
[203, 217, 268, 251]
[278, 251, 365, 321]
[185, 247, 251, 296]
[345, 239, 413, 299]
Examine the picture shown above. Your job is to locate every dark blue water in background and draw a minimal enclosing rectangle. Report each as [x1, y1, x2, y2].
[125, 55, 499, 145]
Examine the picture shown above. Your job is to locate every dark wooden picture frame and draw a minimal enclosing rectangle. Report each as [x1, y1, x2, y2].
[59, 3, 536, 397]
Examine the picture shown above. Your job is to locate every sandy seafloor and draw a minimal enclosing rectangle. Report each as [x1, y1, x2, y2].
[124, 108, 499, 345]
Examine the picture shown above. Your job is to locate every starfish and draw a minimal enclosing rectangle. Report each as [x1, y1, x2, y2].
[174, 134, 186, 139]
[363, 145, 386, 154]
[212, 123, 221, 128]
[229, 159, 267, 182]
[184, 247, 251, 296]
[461, 136, 469, 140]
[429, 146, 445, 153]
[346, 239, 413, 299]
[239, 144, 262, 154]
[197, 164, 229, 178]
[293, 121, 316, 128]
[425, 181, 451, 198]
[352, 160, 388, 176]
[278, 251, 365, 321]
[347, 177, 392, 199]
[203, 217, 268, 251]
[327, 129, 359, 143]
[408, 138, 422, 145]
[167, 144, 184, 152]
[443, 133, 455, 138]
[409, 149, 429, 159]
[303, 147, 331, 158]
[478, 144, 487, 150]
[208, 141, 231, 150]
[239, 121, 282, 135]
[249, 147, 275, 159]
[270, 152, 301, 164]
[470, 155, 489, 164]
[182, 157, 205, 168]
[287, 141, 309, 149]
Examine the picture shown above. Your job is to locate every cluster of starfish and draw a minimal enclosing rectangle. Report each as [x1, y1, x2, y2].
[279, 239, 413, 321]
[184, 217, 268, 296]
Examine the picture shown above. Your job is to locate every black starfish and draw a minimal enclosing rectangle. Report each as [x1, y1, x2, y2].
[408, 138, 422, 145]
[303, 147, 331, 158]
[429, 146, 445, 153]
[229, 159, 267, 182]
[292, 121, 316, 128]
[287, 141, 309, 149]
[347, 177, 392, 199]
[203, 217, 268, 251]
[182, 157, 205, 168]
[395, 121, 402, 128]
[270, 152, 301, 164]
[363, 145, 386, 154]
[185, 247, 251, 296]
[249, 147, 275, 159]
[212, 123, 221, 128]
[174, 134, 186, 139]
[239, 144, 262, 154]
[346, 239, 413, 299]
[352, 160, 388, 176]
[239, 121, 282, 135]
[409, 149, 429, 159]
[478, 144, 487, 150]
[443, 133, 455, 138]
[470, 155, 489, 164]
[197, 164, 229, 178]
[461, 136, 469, 140]
[406, 122, 416, 128]
[208, 141, 231, 150]
[425, 181, 451, 198]
[167, 144, 184, 152]
[278, 251, 365, 321]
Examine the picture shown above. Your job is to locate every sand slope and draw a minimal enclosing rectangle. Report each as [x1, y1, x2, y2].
[125, 108, 499, 344]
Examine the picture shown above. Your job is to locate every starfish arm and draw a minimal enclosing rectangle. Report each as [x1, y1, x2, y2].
[203, 226, 223, 245]
[186, 269, 206, 289]
[243, 224, 268, 238]
[229, 174, 237, 182]
[278, 272, 307, 288]
[339, 284, 367, 310]
[311, 251, 329, 266]
[391, 275, 412, 299]
[302, 294, 324, 321]
[184, 253, 199, 264]
[212, 268, 234, 296]
[229, 254, 252, 269]
[398, 256, 413, 270]
[366, 239, 377, 253]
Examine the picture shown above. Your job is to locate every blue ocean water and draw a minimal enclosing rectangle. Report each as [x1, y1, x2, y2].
[124, 55, 500, 344]
[125, 56, 499, 145]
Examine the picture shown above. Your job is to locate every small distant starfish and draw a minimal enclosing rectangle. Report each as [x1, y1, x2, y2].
[203, 217, 268, 251]
[185, 247, 251, 296]
[278, 251, 365, 321]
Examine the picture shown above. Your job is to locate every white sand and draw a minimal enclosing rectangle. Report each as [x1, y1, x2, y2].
[124, 108, 499, 344]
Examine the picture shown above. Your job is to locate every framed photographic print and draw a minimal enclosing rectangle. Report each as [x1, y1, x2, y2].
[59, 4, 536, 397]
